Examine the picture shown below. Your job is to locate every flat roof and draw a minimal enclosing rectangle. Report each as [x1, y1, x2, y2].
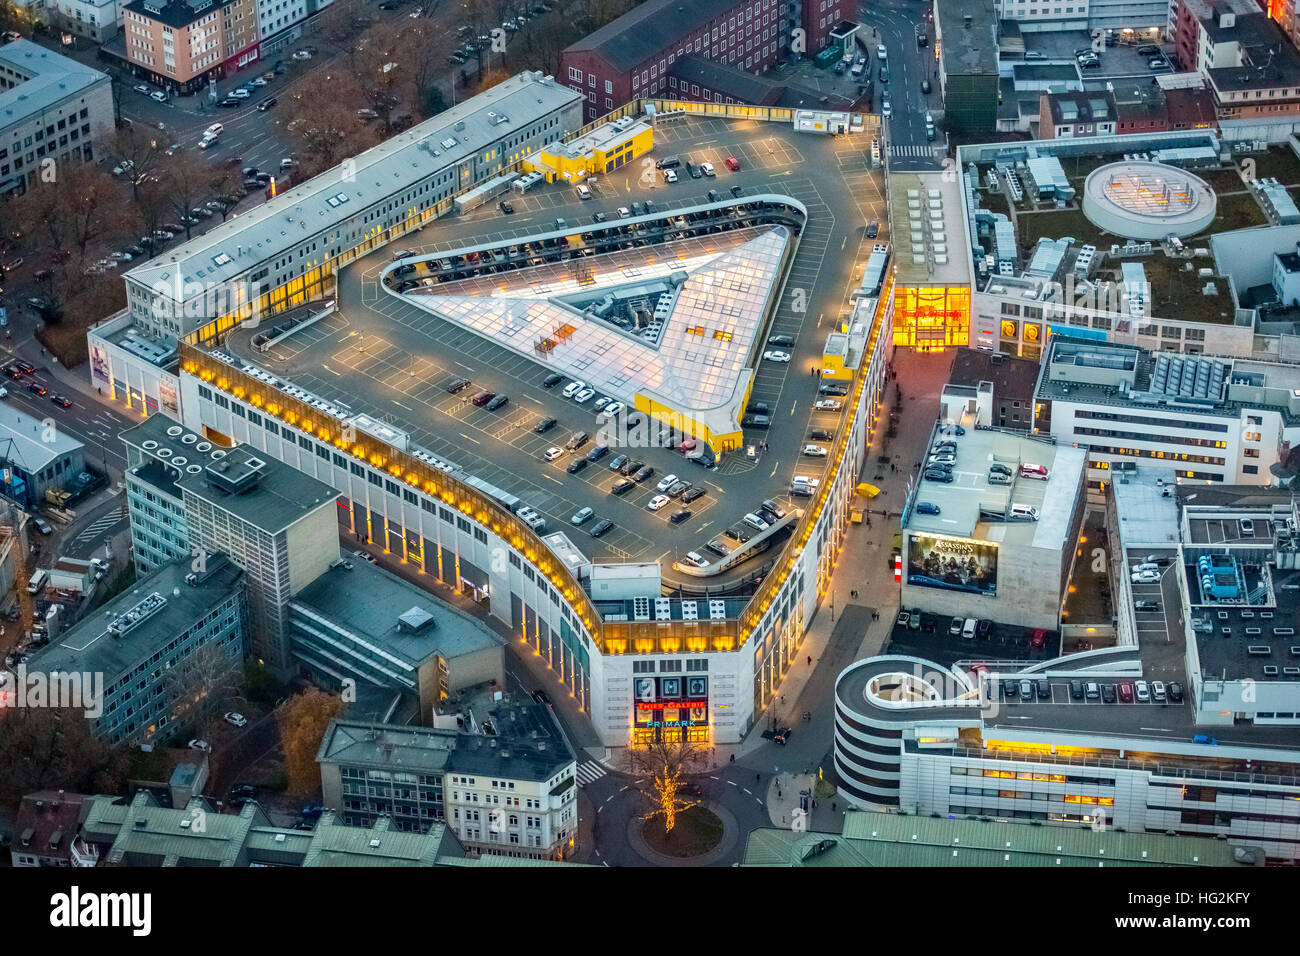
[936, 0, 999, 76]
[25, 556, 243, 681]
[125, 72, 582, 301]
[744, 817, 1243, 867]
[291, 561, 503, 665]
[177, 444, 338, 534]
[399, 224, 787, 437]
[0, 40, 108, 132]
[888, 171, 972, 286]
[562, 0, 738, 71]
[1037, 336, 1300, 426]
[906, 427, 1086, 548]
[0, 402, 84, 472]
[318, 708, 574, 782]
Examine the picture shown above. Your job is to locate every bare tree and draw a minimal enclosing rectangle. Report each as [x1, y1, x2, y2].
[0, 706, 129, 807]
[158, 152, 221, 241]
[286, 81, 383, 179]
[625, 737, 708, 834]
[108, 124, 168, 202]
[163, 642, 242, 737]
[9, 160, 136, 262]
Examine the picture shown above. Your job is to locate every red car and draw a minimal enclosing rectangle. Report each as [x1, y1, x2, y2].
[1029, 628, 1047, 650]
[1019, 463, 1049, 480]
[1117, 680, 1134, 703]
[724, 156, 741, 172]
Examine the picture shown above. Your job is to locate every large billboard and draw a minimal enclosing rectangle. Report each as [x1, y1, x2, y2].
[906, 533, 998, 596]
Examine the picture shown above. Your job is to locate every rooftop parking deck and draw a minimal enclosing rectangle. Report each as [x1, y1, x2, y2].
[221, 116, 890, 591]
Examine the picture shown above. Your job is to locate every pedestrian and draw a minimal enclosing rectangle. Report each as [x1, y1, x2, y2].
[832, 801, 837, 813]
[807, 655, 812, 666]
[729, 752, 735, 764]
[756, 772, 761, 784]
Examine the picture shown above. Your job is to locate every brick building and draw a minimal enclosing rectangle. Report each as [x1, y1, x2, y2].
[561, 0, 843, 121]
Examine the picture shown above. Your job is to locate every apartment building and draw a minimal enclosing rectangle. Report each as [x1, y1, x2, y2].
[318, 707, 578, 860]
[561, 0, 841, 122]
[0, 39, 113, 196]
[22, 554, 247, 746]
[49, 0, 126, 42]
[119, 412, 340, 676]
[122, 0, 261, 93]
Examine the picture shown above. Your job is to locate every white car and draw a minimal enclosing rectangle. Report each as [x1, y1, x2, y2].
[133, 84, 150, 95]
[544, 446, 564, 462]
[150, 90, 168, 103]
[814, 399, 843, 411]
[1132, 570, 1160, 584]
[656, 473, 679, 492]
[570, 506, 594, 525]
[928, 453, 956, 466]
[576, 183, 592, 200]
[618, 206, 631, 217]
[763, 350, 791, 363]
[802, 444, 828, 457]
[252, 76, 269, 86]
[188, 739, 211, 752]
[601, 401, 625, 419]
[230, 88, 251, 99]
[881, 98, 892, 117]
[292, 50, 312, 60]
[562, 380, 586, 398]
[700, 161, 715, 177]
[647, 494, 670, 511]
[223, 712, 247, 727]
[663, 168, 678, 183]
[574, 387, 596, 404]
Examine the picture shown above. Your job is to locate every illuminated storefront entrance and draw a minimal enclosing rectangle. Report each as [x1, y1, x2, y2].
[892, 285, 970, 351]
[632, 675, 711, 744]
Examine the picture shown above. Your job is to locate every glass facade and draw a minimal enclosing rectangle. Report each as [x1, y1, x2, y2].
[892, 285, 970, 351]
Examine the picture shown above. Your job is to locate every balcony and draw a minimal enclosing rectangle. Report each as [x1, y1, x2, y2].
[70, 838, 99, 867]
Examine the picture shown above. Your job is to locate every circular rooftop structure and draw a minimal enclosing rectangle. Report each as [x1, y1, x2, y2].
[1081, 161, 1216, 240]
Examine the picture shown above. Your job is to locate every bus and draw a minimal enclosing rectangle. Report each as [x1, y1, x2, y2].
[860, 243, 891, 296]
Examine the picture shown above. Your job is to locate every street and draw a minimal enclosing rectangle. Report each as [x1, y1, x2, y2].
[858, 0, 946, 172]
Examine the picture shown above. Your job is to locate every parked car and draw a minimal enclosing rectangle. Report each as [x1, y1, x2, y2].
[188, 739, 211, 752]
[223, 712, 247, 727]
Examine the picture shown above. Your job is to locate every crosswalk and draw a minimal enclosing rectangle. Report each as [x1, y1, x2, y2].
[575, 761, 609, 787]
[889, 144, 939, 158]
[73, 505, 127, 545]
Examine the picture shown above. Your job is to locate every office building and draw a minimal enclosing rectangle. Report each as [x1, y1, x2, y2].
[23, 554, 247, 746]
[0, 39, 114, 196]
[317, 707, 578, 859]
[560, 0, 842, 122]
[49, 0, 126, 42]
[934, 0, 1000, 135]
[119, 412, 339, 675]
[288, 559, 505, 718]
[1034, 336, 1300, 486]
[944, 350, 1043, 431]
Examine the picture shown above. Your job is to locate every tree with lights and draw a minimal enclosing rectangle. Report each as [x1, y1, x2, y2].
[626, 737, 706, 834]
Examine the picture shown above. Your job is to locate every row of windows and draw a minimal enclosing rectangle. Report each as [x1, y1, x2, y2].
[1072, 408, 1229, 434]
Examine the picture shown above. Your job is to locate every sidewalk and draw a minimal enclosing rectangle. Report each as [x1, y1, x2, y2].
[764, 771, 846, 833]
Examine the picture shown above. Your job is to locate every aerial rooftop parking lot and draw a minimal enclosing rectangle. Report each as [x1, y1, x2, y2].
[226, 117, 886, 588]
